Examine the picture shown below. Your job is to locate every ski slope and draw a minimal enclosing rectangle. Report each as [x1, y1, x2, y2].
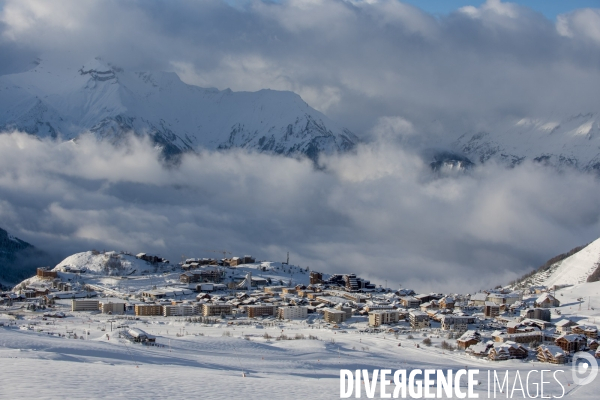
[543, 238, 600, 288]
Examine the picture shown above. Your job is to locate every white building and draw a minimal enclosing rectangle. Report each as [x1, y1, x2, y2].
[440, 315, 470, 332]
[100, 301, 125, 314]
[163, 304, 199, 317]
[368, 310, 400, 327]
[278, 306, 308, 320]
[409, 311, 430, 329]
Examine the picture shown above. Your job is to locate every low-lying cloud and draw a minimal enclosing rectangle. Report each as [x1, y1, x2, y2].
[1, 131, 599, 292]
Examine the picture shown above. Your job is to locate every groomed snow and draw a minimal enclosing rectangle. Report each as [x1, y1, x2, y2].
[543, 238, 600, 288]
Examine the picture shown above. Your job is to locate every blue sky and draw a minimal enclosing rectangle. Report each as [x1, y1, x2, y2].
[243, 0, 600, 20]
[400, 0, 600, 20]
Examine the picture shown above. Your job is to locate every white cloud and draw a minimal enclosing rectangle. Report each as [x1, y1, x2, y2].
[556, 8, 600, 44]
[1, 132, 599, 292]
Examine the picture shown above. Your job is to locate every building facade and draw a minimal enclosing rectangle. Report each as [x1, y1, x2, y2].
[278, 306, 308, 320]
[368, 310, 400, 327]
[71, 299, 99, 312]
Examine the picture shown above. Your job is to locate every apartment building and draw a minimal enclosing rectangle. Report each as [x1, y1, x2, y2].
[278, 306, 308, 320]
[71, 299, 99, 312]
[368, 310, 400, 327]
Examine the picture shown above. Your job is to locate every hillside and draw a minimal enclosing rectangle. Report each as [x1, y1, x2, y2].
[0, 57, 357, 161]
[509, 237, 600, 289]
[0, 227, 48, 286]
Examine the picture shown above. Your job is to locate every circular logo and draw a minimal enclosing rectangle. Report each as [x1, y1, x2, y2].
[572, 352, 598, 386]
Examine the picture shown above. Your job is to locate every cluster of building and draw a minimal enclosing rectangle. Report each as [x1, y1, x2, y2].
[3, 255, 600, 364]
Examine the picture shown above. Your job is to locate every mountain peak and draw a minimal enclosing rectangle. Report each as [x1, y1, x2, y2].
[0, 59, 358, 161]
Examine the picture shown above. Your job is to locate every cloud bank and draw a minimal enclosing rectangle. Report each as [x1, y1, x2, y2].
[1, 132, 599, 292]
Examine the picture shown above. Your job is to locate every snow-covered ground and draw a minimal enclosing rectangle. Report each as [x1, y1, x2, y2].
[3, 250, 600, 398]
[2, 314, 593, 399]
[2, 280, 600, 399]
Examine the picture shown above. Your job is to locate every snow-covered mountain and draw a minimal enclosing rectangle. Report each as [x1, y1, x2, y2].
[453, 113, 600, 171]
[0, 227, 49, 285]
[0, 58, 358, 160]
[510, 237, 600, 290]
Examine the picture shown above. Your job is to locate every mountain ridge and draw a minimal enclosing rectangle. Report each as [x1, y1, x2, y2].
[0, 57, 358, 161]
[0, 227, 49, 286]
[453, 112, 600, 171]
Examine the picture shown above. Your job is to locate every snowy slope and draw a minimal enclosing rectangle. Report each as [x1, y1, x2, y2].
[1, 305, 594, 399]
[52, 251, 155, 276]
[453, 113, 600, 170]
[543, 239, 600, 287]
[0, 57, 358, 160]
[512, 237, 600, 289]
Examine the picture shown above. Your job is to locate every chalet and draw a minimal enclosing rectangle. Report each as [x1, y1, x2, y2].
[414, 293, 441, 304]
[469, 292, 488, 306]
[493, 331, 544, 345]
[420, 300, 439, 312]
[588, 339, 599, 351]
[536, 345, 565, 364]
[400, 296, 421, 308]
[487, 292, 522, 306]
[466, 341, 493, 357]
[530, 286, 548, 294]
[534, 293, 560, 308]
[397, 289, 416, 297]
[228, 257, 242, 266]
[439, 297, 455, 309]
[555, 319, 578, 334]
[457, 330, 481, 350]
[128, 328, 156, 343]
[488, 342, 528, 361]
[555, 334, 588, 354]
[506, 321, 522, 334]
[571, 325, 598, 339]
